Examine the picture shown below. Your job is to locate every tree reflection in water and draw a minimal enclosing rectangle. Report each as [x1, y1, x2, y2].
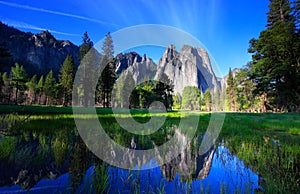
[0, 123, 261, 193]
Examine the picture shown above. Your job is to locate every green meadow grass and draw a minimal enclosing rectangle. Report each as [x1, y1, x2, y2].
[1, 105, 299, 137]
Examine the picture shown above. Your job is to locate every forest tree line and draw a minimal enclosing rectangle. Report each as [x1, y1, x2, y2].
[226, 0, 300, 112]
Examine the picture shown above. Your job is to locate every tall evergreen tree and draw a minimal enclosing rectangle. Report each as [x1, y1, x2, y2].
[219, 83, 227, 111]
[44, 70, 56, 105]
[114, 72, 135, 108]
[98, 32, 116, 108]
[2, 72, 13, 104]
[101, 32, 114, 60]
[98, 60, 116, 108]
[235, 67, 256, 112]
[11, 63, 27, 104]
[204, 89, 212, 111]
[248, 0, 300, 111]
[226, 68, 238, 111]
[60, 55, 75, 106]
[213, 87, 220, 111]
[267, 0, 294, 28]
[26, 75, 37, 104]
[80, 32, 93, 61]
[37, 75, 44, 104]
[78, 32, 97, 107]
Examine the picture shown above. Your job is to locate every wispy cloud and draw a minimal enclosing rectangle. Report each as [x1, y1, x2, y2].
[1, 17, 81, 37]
[0, 0, 119, 27]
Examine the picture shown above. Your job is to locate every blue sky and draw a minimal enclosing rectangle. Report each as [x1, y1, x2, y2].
[0, 0, 269, 77]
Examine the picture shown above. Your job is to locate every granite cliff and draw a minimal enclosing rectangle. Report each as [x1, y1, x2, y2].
[0, 22, 79, 77]
[116, 45, 222, 94]
[115, 52, 156, 84]
[155, 45, 221, 94]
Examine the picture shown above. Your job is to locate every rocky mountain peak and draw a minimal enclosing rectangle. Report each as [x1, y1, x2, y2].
[115, 52, 156, 84]
[156, 44, 221, 94]
[39, 30, 54, 40]
[0, 22, 79, 77]
[142, 54, 146, 62]
[160, 44, 178, 64]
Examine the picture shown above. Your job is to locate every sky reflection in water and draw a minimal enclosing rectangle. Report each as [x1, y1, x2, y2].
[0, 146, 260, 194]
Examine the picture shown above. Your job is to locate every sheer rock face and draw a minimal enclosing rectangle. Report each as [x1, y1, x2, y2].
[0, 22, 79, 77]
[156, 45, 221, 94]
[115, 52, 156, 84]
[156, 129, 215, 182]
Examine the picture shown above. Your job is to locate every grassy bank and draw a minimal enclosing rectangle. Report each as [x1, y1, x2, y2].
[0, 105, 178, 116]
[1, 105, 299, 135]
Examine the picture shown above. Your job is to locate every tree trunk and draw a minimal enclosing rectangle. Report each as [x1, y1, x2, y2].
[15, 81, 18, 105]
[262, 93, 267, 112]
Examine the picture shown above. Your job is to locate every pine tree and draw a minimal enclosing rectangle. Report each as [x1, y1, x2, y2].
[98, 60, 116, 107]
[248, 0, 300, 111]
[98, 32, 116, 108]
[267, 0, 294, 28]
[44, 70, 56, 105]
[37, 76, 44, 104]
[80, 32, 93, 61]
[26, 75, 37, 104]
[101, 32, 114, 60]
[11, 63, 27, 104]
[114, 72, 135, 108]
[204, 89, 212, 111]
[2, 72, 13, 104]
[77, 32, 99, 107]
[213, 87, 220, 111]
[235, 67, 256, 112]
[60, 55, 75, 106]
[226, 68, 237, 111]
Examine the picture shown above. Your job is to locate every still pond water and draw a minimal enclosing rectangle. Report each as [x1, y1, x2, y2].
[0, 114, 289, 193]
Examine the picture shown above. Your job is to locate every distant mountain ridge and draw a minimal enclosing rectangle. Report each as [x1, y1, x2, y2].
[0, 22, 79, 77]
[0, 22, 222, 93]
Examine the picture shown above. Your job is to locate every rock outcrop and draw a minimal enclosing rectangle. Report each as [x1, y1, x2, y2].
[156, 45, 221, 94]
[115, 52, 156, 84]
[0, 22, 79, 77]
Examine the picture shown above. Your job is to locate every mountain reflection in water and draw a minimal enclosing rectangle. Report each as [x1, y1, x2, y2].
[0, 146, 260, 193]
[0, 126, 260, 193]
